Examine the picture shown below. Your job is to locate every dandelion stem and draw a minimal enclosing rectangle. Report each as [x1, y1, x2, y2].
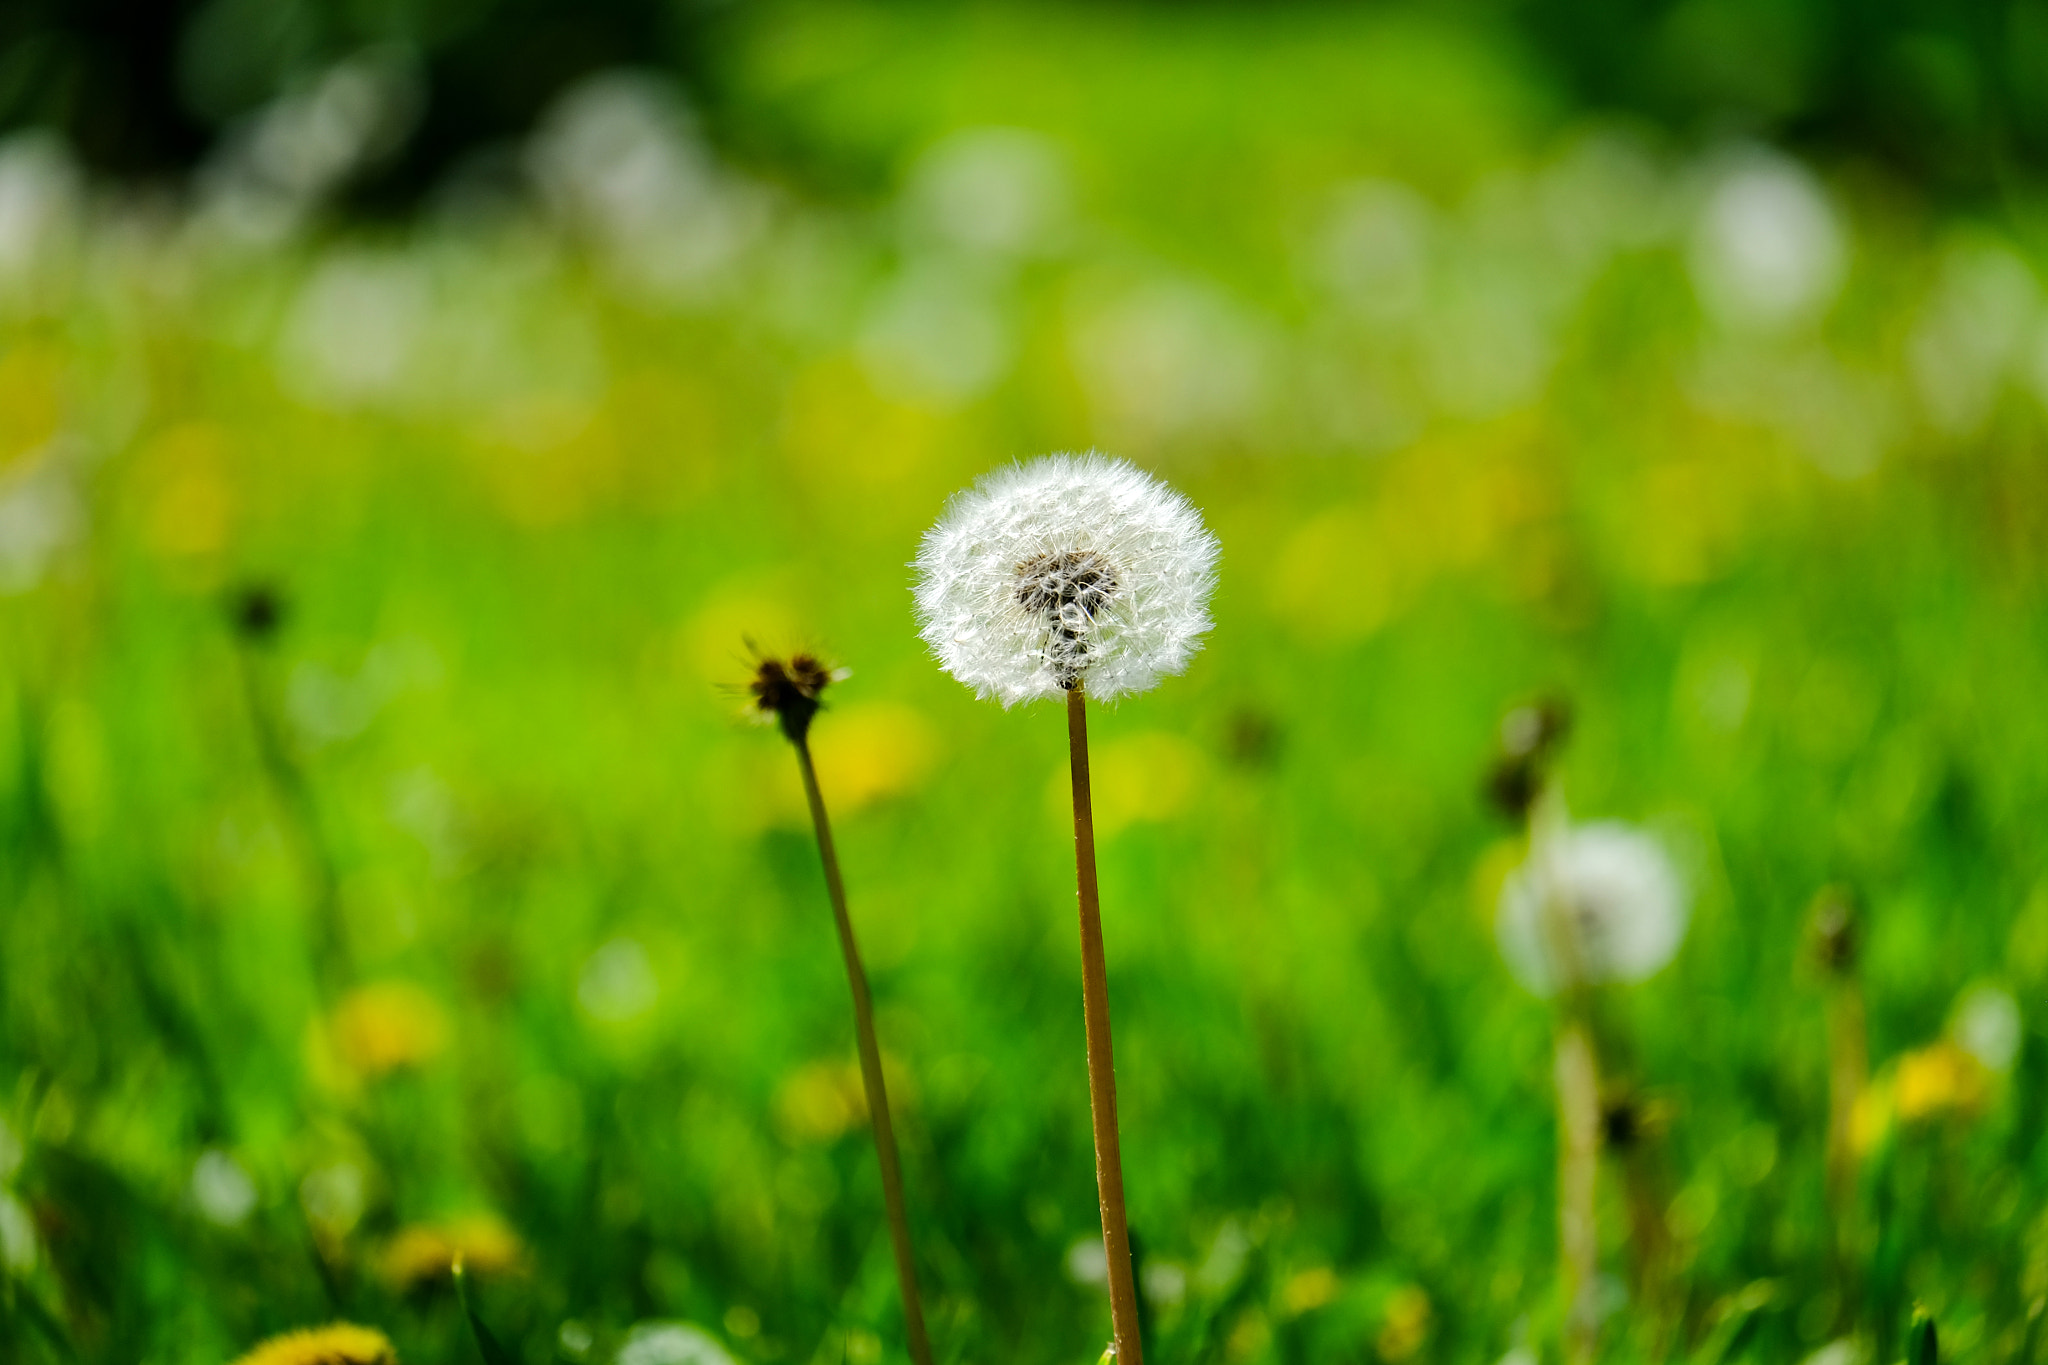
[233, 641, 347, 997]
[792, 737, 934, 1365]
[1825, 974, 1867, 1318]
[1066, 683, 1145, 1365]
[1555, 1019, 1601, 1365]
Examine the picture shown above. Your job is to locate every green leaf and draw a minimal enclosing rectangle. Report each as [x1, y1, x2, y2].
[454, 1258, 519, 1365]
[1909, 1308, 1938, 1365]
[13, 1285, 80, 1362]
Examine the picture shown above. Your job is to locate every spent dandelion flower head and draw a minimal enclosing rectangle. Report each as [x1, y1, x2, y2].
[747, 651, 841, 743]
[1497, 819, 1688, 996]
[1484, 695, 1572, 819]
[230, 582, 287, 643]
[1809, 884, 1859, 975]
[914, 452, 1219, 706]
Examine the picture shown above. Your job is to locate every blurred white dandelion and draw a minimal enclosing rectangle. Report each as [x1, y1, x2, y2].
[0, 442, 85, 593]
[1909, 239, 2039, 438]
[0, 1189, 37, 1273]
[299, 1160, 366, 1236]
[277, 250, 431, 409]
[857, 255, 1014, 405]
[0, 131, 81, 292]
[902, 127, 1072, 257]
[1317, 179, 1436, 326]
[914, 453, 1219, 706]
[527, 72, 768, 302]
[192, 1148, 258, 1227]
[1064, 1235, 1110, 1287]
[195, 50, 423, 245]
[1067, 276, 1277, 449]
[1952, 984, 2022, 1074]
[578, 937, 658, 1023]
[1498, 820, 1689, 996]
[616, 1322, 738, 1365]
[1689, 148, 1845, 333]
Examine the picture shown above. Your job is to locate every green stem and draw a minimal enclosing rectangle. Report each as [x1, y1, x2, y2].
[1066, 683, 1145, 1365]
[234, 644, 346, 996]
[1556, 1019, 1600, 1365]
[793, 738, 934, 1365]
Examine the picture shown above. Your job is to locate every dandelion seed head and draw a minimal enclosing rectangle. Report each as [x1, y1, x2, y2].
[1497, 820, 1688, 996]
[914, 453, 1219, 706]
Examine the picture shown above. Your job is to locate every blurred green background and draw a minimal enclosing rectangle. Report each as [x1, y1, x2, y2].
[4, 2, 2048, 1362]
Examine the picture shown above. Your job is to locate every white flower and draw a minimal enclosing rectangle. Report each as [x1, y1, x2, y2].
[913, 453, 1219, 706]
[616, 1322, 737, 1365]
[1952, 983, 2021, 1073]
[0, 1189, 36, 1273]
[1497, 821, 1687, 996]
[192, 1148, 258, 1227]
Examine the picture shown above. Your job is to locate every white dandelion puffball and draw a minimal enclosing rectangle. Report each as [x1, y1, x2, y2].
[1497, 821, 1688, 996]
[914, 453, 1220, 706]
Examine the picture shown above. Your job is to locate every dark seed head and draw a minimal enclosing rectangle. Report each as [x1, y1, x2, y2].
[1811, 886, 1858, 976]
[1600, 1091, 1667, 1150]
[1485, 694, 1573, 820]
[1014, 548, 1119, 689]
[230, 584, 285, 643]
[750, 653, 833, 744]
[1485, 756, 1541, 821]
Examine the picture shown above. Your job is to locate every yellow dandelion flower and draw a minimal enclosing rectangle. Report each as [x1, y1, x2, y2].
[1894, 1041, 1989, 1123]
[1849, 1077, 1894, 1160]
[1043, 732, 1206, 837]
[809, 703, 938, 813]
[1376, 1285, 1433, 1362]
[228, 1322, 396, 1365]
[775, 1059, 868, 1143]
[329, 982, 450, 1079]
[377, 1214, 524, 1292]
[1281, 1266, 1340, 1315]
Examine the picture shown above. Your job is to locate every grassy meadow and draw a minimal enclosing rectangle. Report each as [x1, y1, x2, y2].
[3, 5, 2048, 1362]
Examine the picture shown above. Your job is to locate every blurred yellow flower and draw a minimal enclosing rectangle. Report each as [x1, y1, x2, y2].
[811, 703, 937, 813]
[1282, 1265, 1340, 1314]
[228, 1322, 396, 1365]
[1376, 1285, 1433, 1361]
[773, 1054, 916, 1143]
[1048, 731, 1206, 836]
[378, 1214, 524, 1291]
[1270, 508, 1395, 644]
[1851, 1039, 1995, 1158]
[1894, 1041, 1989, 1122]
[775, 1059, 867, 1143]
[1850, 1076, 1893, 1158]
[681, 589, 802, 687]
[137, 422, 236, 561]
[329, 982, 450, 1079]
[0, 344, 63, 464]
[781, 358, 940, 487]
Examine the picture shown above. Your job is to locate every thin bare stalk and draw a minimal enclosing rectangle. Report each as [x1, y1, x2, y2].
[1066, 683, 1145, 1365]
[1825, 980, 1866, 1213]
[792, 738, 934, 1365]
[1555, 1019, 1601, 1365]
[1529, 787, 1602, 1363]
[1614, 1113, 1673, 1348]
[234, 642, 347, 996]
[1825, 976, 1867, 1321]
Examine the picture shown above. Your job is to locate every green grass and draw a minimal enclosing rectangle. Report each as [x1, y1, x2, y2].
[3, 7, 2048, 1362]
